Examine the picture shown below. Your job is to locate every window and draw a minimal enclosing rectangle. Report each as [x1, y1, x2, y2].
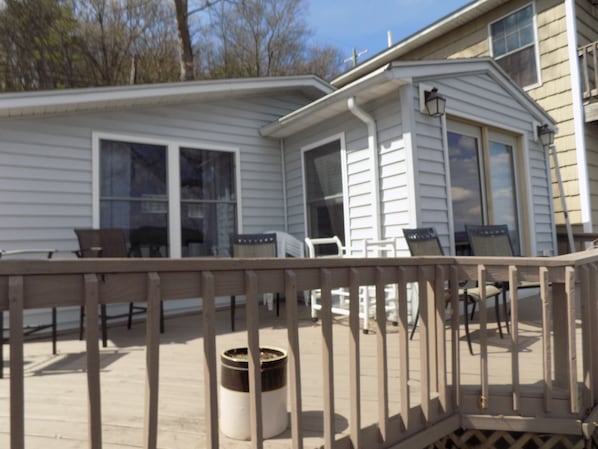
[304, 140, 345, 253]
[100, 139, 169, 257]
[448, 122, 521, 254]
[179, 147, 236, 257]
[98, 137, 237, 258]
[490, 3, 539, 88]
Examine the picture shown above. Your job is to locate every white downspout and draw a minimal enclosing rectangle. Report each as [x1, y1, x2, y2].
[565, 0, 591, 231]
[347, 97, 382, 241]
[280, 139, 288, 232]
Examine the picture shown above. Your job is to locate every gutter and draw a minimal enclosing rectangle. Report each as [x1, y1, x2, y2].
[347, 97, 382, 241]
[565, 0, 592, 231]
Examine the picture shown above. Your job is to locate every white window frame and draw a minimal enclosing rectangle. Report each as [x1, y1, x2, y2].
[446, 119, 530, 255]
[488, 2, 542, 90]
[300, 133, 349, 248]
[92, 131, 240, 258]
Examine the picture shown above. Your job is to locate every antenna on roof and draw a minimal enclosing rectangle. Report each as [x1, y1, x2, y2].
[344, 48, 368, 67]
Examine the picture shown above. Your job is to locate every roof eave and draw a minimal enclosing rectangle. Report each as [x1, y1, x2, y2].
[0, 76, 333, 118]
[261, 64, 408, 139]
[331, 0, 508, 88]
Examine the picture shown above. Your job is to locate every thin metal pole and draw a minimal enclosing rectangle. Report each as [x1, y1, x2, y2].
[549, 144, 575, 252]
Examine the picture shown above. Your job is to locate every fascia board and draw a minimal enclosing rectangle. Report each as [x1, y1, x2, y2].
[0, 76, 333, 118]
[332, 0, 508, 88]
[261, 64, 407, 138]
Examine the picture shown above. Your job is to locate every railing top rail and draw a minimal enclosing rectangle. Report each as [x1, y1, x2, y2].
[1, 250, 597, 276]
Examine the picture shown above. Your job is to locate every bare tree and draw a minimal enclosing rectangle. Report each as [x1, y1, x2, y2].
[201, 0, 342, 79]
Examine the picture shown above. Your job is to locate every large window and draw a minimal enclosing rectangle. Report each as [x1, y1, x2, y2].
[179, 147, 236, 257]
[490, 3, 539, 88]
[100, 140, 169, 257]
[304, 140, 345, 251]
[98, 137, 237, 257]
[448, 122, 521, 253]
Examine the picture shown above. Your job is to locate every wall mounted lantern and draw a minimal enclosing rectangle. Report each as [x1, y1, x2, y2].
[537, 123, 555, 147]
[424, 87, 447, 117]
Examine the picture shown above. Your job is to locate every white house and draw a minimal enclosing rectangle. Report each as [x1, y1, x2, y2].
[0, 58, 556, 327]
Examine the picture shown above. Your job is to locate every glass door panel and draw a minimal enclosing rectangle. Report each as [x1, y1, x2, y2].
[100, 139, 169, 257]
[179, 147, 236, 257]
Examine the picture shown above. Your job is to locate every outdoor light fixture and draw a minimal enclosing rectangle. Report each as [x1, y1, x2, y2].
[424, 87, 447, 117]
[537, 123, 555, 146]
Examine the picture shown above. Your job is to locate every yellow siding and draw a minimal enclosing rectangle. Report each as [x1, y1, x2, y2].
[400, 0, 583, 227]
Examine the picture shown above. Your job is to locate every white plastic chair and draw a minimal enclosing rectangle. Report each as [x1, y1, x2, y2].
[361, 239, 400, 333]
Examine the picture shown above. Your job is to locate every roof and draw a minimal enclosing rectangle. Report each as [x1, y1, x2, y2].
[332, 0, 509, 88]
[261, 58, 555, 139]
[0, 76, 333, 118]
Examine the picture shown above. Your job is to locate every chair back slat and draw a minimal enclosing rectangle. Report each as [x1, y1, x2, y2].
[402, 228, 444, 256]
[465, 224, 514, 257]
[231, 233, 277, 258]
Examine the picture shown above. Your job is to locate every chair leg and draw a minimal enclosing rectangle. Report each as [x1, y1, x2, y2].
[409, 304, 420, 340]
[51, 307, 57, 355]
[79, 306, 85, 340]
[101, 304, 108, 348]
[230, 295, 236, 331]
[127, 302, 134, 329]
[502, 290, 510, 334]
[275, 293, 280, 317]
[464, 298, 474, 356]
[495, 295, 504, 339]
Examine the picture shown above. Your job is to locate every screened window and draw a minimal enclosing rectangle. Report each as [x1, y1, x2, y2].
[304, 140, 345, 253]
[448, 122, 521, 254]
[180, 148, 236, 257]
[99, 138, 237, 258]
[100, 139, 169, 257]
[490, 4, 539, 88]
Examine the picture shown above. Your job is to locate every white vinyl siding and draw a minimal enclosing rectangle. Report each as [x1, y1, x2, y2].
[414, 73, 553, 256]
[0, 94, 308, 252]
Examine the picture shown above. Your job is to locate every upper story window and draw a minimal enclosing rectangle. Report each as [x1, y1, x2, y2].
[490, 3, 540, 88]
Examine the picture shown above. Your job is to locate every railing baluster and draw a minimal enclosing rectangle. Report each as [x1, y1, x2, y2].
[397, 267, 410, 429]
[540, 266, 552, 412]
[565, 266, 578, 414]
[84, 274, 102, 449]
[375, 267, 389, 440]
[579, 265, 593, 410]
[201, 271, 219, 449]
[144, 272, 160, 449]
[417, 266, 430, 421]
[285, 270, 304, 449]
[9, 275, 24, 449]
[508, 266, 520, 412]
[478, 265, 488, 410]
[320, 268, 334, 449]
[348, 268, 361, 449]
[593, 43, 598, 96]
[435, 265, 447, 413]
[449, 265, 460, 409]
[582, 45, 590, 98]
[245, 271, 263, 449]
[590, 263, 598, 402]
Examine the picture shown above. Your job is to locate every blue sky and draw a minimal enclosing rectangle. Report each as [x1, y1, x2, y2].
[307, 0, 472, 67]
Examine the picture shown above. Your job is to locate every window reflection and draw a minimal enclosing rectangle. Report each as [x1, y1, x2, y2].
[448, 131, 483, 233]
[100, 139, 168, 257]
[304, 140, 345, 255]
[180, 148, 236, 257]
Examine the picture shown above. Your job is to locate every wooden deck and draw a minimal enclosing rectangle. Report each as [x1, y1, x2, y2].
[0, 293, 560, 449]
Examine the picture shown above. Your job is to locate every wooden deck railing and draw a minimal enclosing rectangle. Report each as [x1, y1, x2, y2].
[1, 252, 598, 449]
[580, 41, 598, 101]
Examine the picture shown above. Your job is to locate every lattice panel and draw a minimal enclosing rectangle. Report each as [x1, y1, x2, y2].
[425, 428, 596, 449]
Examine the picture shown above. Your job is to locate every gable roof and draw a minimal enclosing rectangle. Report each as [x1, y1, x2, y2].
[0, 76, 333, 118]
[332, 0, 509, 88]
[261, 58, 555, 139]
